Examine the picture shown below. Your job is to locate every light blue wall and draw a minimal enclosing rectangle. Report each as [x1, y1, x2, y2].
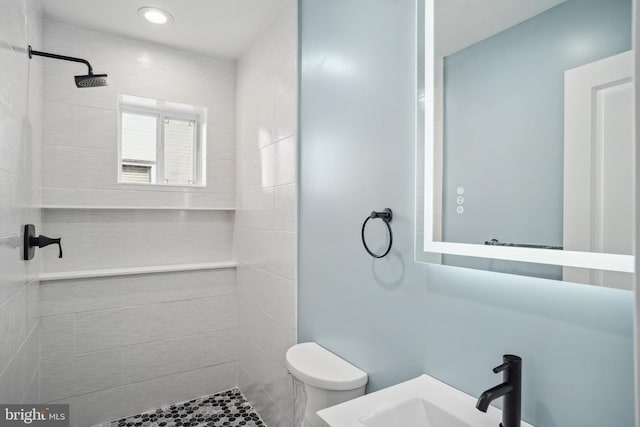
[298, 1, 635, 426]
[441, 0, 632, 279]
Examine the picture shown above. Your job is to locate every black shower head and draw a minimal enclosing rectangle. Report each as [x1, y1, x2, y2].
[75, 74, 108, 88]
[28, 45, 109, 88]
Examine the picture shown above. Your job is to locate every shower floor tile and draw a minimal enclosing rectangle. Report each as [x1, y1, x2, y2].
[101, 389, 266, 427]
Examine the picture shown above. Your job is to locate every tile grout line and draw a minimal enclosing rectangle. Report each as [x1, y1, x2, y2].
[0, 320, 39, 380]
[44, 361, 239, 405]
[39, 291, 239, 318]
[235, 263, 296, 283]
[40, 326, 239, 362]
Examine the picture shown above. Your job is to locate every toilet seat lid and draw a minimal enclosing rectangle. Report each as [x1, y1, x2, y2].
[286, 342, 368, 391]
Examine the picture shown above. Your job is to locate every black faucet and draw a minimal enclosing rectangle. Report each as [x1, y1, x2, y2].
[476, 354, 522, 427]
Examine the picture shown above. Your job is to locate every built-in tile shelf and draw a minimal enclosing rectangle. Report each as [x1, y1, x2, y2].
[41, 205, 235, 211]
[39, 261, 237, 282]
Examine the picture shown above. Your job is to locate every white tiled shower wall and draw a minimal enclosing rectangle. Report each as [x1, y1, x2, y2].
[37, 20, 240, 427]
[0, 0, 43, 404]
[39, 269, 238, 427]
[41, 18, 236, 208]
[234, 2, 298, 426]
[41, 209, 234, 273]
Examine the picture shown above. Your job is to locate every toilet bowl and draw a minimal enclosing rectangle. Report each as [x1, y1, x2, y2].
[286, 342, 368, 427]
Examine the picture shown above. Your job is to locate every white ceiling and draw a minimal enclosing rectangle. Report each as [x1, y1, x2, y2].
[436, 0, 568, 56]
[41, 0, 291, 58]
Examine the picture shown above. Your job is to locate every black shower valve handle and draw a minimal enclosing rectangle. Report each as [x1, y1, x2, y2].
[31, 235, 63, 258]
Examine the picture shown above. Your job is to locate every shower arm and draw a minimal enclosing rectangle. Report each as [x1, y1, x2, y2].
[28, 45, 94, 74]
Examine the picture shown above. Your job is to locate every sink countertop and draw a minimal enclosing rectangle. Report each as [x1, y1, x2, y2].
[317, 374, 535, 427]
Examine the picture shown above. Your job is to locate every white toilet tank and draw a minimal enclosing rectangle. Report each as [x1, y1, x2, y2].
[286, 342, 368, 427]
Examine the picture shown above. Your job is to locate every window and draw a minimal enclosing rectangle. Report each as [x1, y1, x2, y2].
[118, 95, 206, 186]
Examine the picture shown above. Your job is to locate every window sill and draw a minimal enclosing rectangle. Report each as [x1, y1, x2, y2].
[117, 181, 207, 189]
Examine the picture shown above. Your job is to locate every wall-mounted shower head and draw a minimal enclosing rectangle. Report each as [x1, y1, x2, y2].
[28, 45, 108, 88]
[75, 74, 108, 88]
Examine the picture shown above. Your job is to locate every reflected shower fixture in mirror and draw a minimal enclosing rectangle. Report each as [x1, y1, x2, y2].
[418, 0, 635, 288]
[28, 45, 108, 88]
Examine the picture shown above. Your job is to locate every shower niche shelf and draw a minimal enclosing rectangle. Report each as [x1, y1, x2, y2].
[40, 205, 235, 211]
[39, 261, 237, 282]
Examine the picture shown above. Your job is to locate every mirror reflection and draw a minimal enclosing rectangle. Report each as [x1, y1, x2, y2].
[430, 0, 633, 286]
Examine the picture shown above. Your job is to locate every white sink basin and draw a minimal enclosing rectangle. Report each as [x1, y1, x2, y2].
[317, 374, 535, 427]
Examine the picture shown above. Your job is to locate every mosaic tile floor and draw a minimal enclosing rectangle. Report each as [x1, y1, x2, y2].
[103, 389, 266, 427]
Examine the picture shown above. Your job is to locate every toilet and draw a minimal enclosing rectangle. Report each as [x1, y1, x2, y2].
[286, 342, 368, 427]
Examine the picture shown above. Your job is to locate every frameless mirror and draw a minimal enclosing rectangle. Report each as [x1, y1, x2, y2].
[420, 0, 635, 288]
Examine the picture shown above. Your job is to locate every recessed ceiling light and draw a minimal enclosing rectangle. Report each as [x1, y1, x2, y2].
[138, 7, 173, 25]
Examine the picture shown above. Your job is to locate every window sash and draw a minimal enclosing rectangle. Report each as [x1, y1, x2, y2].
[163, 116, 197, 185]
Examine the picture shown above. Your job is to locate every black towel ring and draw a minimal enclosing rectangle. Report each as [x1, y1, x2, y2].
[361, 208, 393, 258]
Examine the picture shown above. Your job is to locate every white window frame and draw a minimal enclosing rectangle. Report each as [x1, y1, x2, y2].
[117, 97, 206, 187]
